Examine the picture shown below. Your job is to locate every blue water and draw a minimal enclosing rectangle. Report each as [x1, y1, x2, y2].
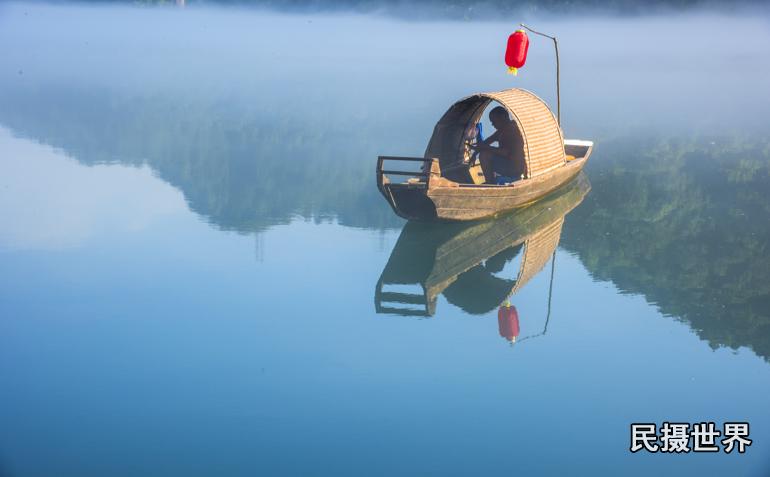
[1, 3, 769, 476]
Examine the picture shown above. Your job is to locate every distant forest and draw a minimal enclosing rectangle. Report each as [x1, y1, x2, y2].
[2, 81, 769, 361]
[90, 0, 767, 17]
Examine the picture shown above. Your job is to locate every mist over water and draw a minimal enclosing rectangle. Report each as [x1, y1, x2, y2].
[2, 2, 769, 136]
[2, 2, 769, 231]
[1, 2, 770, 476]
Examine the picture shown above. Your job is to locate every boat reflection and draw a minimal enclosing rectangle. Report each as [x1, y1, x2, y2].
[375, 172, 591, 342]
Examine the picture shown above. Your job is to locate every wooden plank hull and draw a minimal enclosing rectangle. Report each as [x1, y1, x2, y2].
[428, 156, 587, 221]
[382, 155, 588, 222]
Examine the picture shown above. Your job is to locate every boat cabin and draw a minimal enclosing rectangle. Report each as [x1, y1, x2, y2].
[426, 88, 589, 185]
[377, 87, 594, 221]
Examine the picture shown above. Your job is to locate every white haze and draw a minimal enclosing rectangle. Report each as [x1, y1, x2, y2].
[0, 2, 769, 139]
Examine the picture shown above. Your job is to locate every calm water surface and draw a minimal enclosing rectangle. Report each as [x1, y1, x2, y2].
[1, 3, 769, 476]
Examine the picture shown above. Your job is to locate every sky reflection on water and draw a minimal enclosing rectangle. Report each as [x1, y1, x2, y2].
[0, 3, 769, 476]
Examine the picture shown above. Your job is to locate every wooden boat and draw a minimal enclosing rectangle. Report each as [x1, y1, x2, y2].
[377, 88, 593, 221]
[375, 172, 591, 317]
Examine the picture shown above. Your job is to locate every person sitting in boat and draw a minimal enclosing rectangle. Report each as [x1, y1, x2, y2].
[469, 106, 525, 184]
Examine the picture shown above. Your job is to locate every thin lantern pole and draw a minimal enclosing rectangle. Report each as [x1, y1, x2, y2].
[543, 250, 556, 336]
[519, 23, 560, 127]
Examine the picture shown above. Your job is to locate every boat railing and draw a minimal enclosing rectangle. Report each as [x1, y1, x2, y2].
[376, 156, 434, 189]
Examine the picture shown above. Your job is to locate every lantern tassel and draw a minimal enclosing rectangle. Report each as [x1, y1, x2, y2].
[507, 66, 518, 76]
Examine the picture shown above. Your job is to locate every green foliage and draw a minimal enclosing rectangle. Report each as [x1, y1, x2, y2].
[561, 134, 770, 360]
[3, 82, 769, 361]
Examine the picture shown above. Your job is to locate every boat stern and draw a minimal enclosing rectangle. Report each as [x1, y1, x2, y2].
[377, 156, 441, 220]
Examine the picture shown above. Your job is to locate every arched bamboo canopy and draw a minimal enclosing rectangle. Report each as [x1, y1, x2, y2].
[424, 88, 566, 180]
[510, 217, 564, 295]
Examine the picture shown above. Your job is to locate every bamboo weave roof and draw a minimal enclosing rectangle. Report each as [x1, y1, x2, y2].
[425, 88, 565, 179]
[510, 217, 564, 295]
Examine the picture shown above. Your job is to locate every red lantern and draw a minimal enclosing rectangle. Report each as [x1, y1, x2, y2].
[497, 303, 520, 342]
[505, 29, 529, 76]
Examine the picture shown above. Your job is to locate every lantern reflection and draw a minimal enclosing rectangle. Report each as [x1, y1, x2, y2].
[498, 303, 520, 343]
